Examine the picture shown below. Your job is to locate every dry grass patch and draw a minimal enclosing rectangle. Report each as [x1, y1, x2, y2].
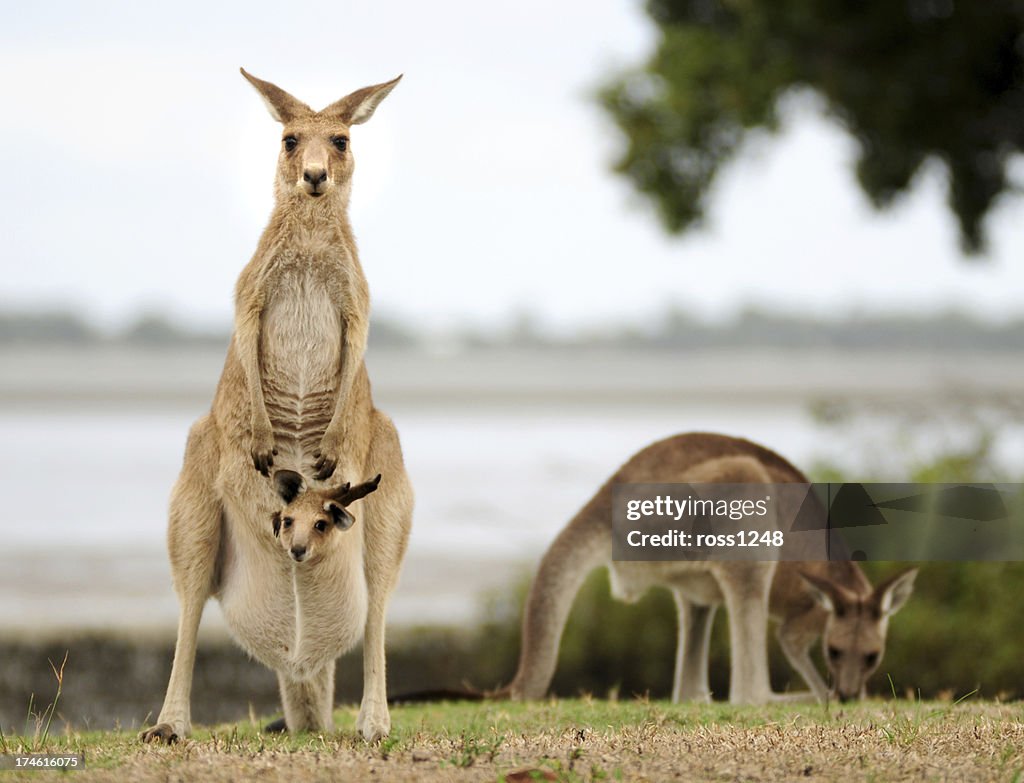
[2, 699, 1023, 782]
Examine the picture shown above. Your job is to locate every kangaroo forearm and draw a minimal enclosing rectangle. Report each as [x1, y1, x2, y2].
[327, 326, 367, 432]
[236, 315, 269, 428]
[247, 366, 269, 427]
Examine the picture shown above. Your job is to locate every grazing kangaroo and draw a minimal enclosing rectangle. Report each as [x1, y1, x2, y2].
[503, 432, 916, 704]
[788, 565, 916, 702]
[140, 69, 412, 744]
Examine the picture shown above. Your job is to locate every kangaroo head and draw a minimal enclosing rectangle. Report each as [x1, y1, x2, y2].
[800, 567, 918, 702]
[270, 470, 382, 563]
[240, 68, 401, 203]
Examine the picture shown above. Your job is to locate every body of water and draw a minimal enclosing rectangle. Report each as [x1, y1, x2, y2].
[3, 346, 1021, 633]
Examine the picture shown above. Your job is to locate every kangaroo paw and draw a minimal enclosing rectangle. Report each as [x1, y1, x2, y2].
[263, 717, 288, 733]
[139, 722, 180, 744]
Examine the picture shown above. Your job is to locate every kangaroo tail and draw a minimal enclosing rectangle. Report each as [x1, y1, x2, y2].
[503, 490, 612, 700]
[385, 495, 609, 706]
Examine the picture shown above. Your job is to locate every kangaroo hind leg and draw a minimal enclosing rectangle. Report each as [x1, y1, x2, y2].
[672, 592, 717, 703]
[717, 562, 776, 705]
[140, 415, 223, 743]
[356, 414, 413, 742]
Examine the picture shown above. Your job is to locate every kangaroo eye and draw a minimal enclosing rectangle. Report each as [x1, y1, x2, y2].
[283, 136, 298, 152]
[864, 652, 879, 668]
[314, 520, 327, 532]
[283, 517, 293, 528]
[827, 646, 841, 662]
[331, 136, 348, 152]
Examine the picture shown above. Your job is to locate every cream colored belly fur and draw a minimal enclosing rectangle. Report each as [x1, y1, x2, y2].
[217, 270, 366, 679]
[217, 520, 368, 679]
[610, 561, 726, 606]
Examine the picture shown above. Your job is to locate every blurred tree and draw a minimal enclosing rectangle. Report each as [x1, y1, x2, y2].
[600, 0, 1024, 254]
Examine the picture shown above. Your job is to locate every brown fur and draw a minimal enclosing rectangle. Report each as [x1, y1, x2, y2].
[140, 70, 411, 745]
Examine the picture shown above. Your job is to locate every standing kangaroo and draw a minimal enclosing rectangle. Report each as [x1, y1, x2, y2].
[504, 432, 916, 704]
[140, 69, 412, 744]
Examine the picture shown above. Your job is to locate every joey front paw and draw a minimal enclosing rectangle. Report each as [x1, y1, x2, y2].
[250, 427, 277, 476]
[313, 430, 344, 480]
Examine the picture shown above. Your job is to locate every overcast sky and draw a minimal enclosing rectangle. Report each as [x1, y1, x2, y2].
[3, 0, 1023, 335]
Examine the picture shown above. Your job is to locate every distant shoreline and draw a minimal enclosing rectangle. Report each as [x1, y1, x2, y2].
[3, 345, 1022, 410]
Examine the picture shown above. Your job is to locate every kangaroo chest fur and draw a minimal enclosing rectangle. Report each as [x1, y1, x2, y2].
[217, 521, 368, 679]
[220, 253, 364, 677]
[260, 263, 344, 467]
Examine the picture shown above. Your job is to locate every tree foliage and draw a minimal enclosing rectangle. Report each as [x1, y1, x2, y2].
[600, 0, 1024, 254]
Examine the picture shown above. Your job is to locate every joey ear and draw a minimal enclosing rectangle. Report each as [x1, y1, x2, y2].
[799, 571, 851, 615]
[272, 511, 282, 538]
[323, 76, 402, 125]
[337, 473, 382, 505]
[273, 469, 305, 504]
[873, 567, 918, 617]
[324, 500, 355, 530]
[240, 68, 313, 123]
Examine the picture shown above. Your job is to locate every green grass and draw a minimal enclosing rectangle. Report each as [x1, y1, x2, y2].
[4, 699, 1024, 782]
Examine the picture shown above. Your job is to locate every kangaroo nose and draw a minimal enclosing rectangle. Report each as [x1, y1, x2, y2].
[291, 546, 307, 560]
[303, 169, 327, 185]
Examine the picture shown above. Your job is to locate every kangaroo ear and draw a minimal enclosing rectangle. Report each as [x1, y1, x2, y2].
[323, 76, 401, 125]
[272, 511, 282, 538]
[324, 500, 355, 530]
[240, 68, 313, 123]
[873, 567, 918, 617]
[799, 570, 854, 616]
[273, 470, 305, 504]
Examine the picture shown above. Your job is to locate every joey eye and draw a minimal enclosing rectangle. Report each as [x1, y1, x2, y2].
[283, 136, 298, 152]
[864, 652, 879, 668]
[827, 646, 841, 662]
[283, 517, 293, 528]
[314, 520, 327, 533]
[331, 136, 348, 152]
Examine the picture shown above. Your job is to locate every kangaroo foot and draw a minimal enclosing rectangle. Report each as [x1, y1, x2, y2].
[356, 699, 390, 742]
